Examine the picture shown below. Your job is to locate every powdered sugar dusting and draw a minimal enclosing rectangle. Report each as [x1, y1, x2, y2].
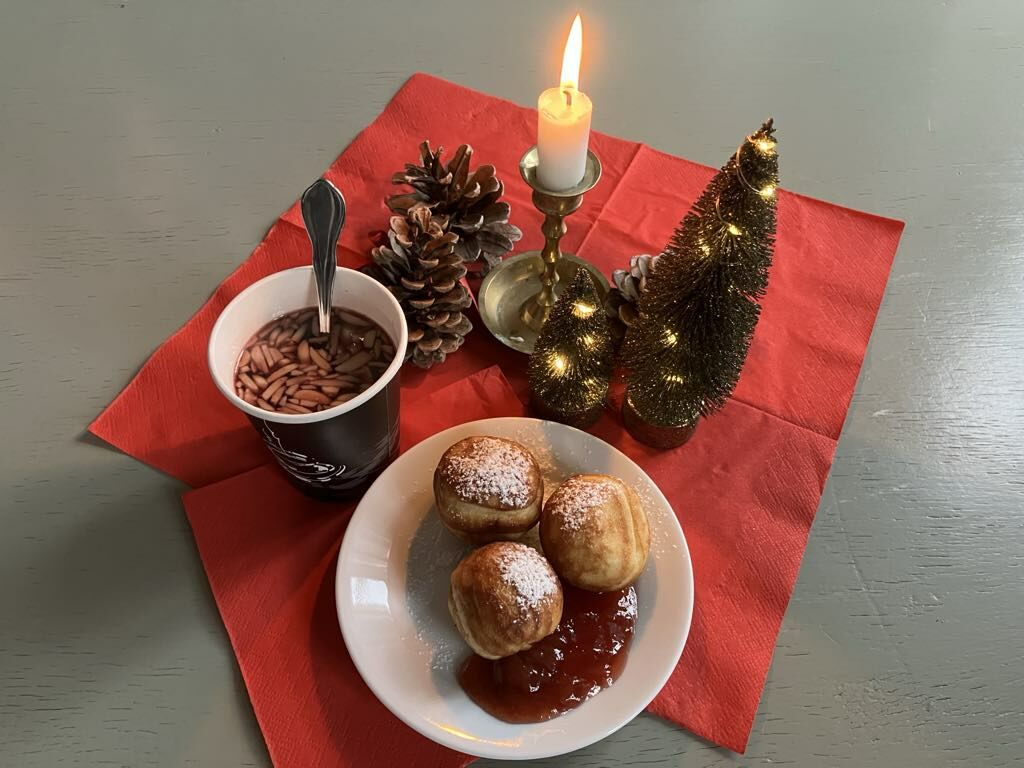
[496, 544, 558, 610]
[441, 437, 535, 508]
[552, 475, 617, 532]
[404, 504, 470, 673]
[516, 423, 669, 553]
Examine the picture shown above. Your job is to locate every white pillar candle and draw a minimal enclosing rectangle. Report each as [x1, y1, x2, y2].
[537, 15, 593, 191]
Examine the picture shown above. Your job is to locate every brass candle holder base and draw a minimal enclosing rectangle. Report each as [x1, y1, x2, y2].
[478, 146, 606, 354]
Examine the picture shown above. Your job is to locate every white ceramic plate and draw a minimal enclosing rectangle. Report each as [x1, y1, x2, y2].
[336, 417, 693, 761]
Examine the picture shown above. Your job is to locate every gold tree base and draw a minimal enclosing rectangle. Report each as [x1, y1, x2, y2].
[530, 393, 605, 430]
[622, 395, 699, 449]
[476, 145, 604, 354]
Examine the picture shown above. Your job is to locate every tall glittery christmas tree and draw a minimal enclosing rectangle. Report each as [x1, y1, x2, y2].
[529, 270, 613, 428]
[621, 120, 779, 447]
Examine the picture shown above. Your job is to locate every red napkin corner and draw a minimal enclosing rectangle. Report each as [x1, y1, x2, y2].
[184, 365, 524, 768]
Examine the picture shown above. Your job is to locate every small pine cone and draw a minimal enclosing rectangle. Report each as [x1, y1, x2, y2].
[387, 141, 522, 275]
[605, 254, 659, 344]
[364, 203, 473, 369]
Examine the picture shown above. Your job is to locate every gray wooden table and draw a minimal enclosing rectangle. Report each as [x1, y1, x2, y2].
[3, 1, 1021, 766]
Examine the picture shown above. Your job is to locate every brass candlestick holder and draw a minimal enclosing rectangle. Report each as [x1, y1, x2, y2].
[478, 146, 607, 354]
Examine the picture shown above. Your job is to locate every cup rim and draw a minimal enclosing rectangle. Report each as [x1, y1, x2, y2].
[207, 266, 408, 425]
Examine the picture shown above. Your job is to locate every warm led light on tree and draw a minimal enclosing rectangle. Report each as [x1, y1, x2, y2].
[727, 223, 743, 236]
[663, 329, 678, 346]
[528, 270, 613, 428]
[573, 301, 596, 317]
[754, 138, 776, 155]
[759, 184, 776, 199]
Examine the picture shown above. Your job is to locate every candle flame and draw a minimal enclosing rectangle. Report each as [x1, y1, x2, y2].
[559, 14, 583, 92]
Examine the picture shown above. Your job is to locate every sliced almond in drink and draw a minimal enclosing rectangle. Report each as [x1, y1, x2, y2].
[339, 311, 370, 327]
[308, 346, 330, 370]
[237, 306, 393, 414]
[266, 363, 298, 383]
[237, 372, 257, 392]
[296, 389, 331, 404]
[262, 378, 286, 401]
[335, 350, 372, 373]
[250, 345, 269, 373]
[329, 324, 341, 356]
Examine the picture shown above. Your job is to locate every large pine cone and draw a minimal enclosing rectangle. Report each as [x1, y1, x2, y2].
[365, 203, 473, 369]
[387, 141, 522, 274]
[605, 254, 659, 343]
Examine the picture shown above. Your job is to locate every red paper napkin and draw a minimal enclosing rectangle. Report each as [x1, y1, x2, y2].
[90, 74, 905, 755]
[184, 366, 522, 768]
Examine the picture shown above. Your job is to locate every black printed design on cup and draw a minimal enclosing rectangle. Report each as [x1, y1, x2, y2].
[260, 422, 348, 485]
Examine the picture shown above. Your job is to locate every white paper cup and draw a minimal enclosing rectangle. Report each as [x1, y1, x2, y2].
[209, 266, 408, 499]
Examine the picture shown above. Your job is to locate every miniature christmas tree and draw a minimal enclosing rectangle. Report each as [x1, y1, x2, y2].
[528, 270, 614, 428]
[621, 120, 779, 447]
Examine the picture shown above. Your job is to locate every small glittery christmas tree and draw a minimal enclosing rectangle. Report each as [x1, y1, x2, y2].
[528, 270, 614, 428]
[621, 120, 779, 447]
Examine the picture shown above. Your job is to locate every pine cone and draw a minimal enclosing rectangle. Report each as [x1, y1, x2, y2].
[605, 254, 659, 342]
[365, 203, 473, 369]
[387, 141, 522, 274]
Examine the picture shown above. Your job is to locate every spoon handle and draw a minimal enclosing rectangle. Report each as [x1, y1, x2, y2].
[300, 179, 346, 334]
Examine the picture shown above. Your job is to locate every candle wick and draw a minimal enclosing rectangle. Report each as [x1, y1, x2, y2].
[563, 88, 573, 107]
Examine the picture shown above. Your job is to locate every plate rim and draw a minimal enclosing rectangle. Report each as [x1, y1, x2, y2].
[335, 416, 694, 760]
